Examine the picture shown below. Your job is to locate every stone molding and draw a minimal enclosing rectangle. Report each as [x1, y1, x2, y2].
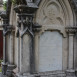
[69, 0, 77, 13]
[66, 70, 76, 77]
[65, 26, 77, 34]
[38, 26, 66, 37]
[12, 70, 77, 77]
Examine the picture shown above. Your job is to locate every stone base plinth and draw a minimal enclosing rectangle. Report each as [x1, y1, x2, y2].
[6, 64, 16, 77]
[1, 62, 16, 76]
[66, 69, 76, 77]
[12, 71, 66, 77]
[12, 73, 34, 77]
[1, 62, 8, 75]
[12, 70, 77, 77]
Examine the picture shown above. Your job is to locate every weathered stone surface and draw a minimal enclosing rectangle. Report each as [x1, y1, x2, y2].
[66, 70, 76, 77]
[1, 0, 77, 77]
[38, 31, 62, 72]
[12, 70, 77, 77]
[21, 34, 31, 73]
[0, 73, 7, 77]
[34, 71, 66, 77]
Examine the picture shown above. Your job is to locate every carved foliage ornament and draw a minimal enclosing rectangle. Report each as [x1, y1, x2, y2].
[14, 0, 41, 37]
[0, 12, 14, 36]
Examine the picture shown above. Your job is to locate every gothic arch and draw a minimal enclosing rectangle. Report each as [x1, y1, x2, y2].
[34, 0, 76, 72]
[35, 0, 75, 27]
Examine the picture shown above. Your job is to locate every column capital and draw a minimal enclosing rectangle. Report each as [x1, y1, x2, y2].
[65, 26, 77, 34]
[0, 11, 15, 36]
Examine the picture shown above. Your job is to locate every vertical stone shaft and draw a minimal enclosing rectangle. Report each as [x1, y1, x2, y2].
[20, 37, 23, 73]
[9, 32, 14, 64]
[14, 1, 39, 75]
[3, 36, 6, 63]
[34, 33, 39, 72]
[20, 16, 24, 73]
[68, 33, 74, 69]
[9, 4, 14, 64]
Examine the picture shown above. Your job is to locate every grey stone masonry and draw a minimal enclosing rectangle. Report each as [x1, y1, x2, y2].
[0, 73, 7, 77]
[12, 70, 77, 77]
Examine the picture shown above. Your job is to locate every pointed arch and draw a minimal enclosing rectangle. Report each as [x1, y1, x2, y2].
[35, 0, 75, 27]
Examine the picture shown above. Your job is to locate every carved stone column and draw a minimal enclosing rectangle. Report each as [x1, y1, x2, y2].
[0, 12, 9, 75]
[68, 33, 74, 69]
[0, 12, 15, 76]
[14, 1, 41, 76]
[66, 27, 77, 77]
[6, 30, 16, 77]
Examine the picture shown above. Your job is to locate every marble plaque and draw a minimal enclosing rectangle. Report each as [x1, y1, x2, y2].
[38, 31, 62, 72]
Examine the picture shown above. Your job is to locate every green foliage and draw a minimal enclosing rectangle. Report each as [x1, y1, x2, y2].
[3, 0, 16, 10]
[0, 60, 1, 63]
[0, 60, 3, 72]
[12, 0, 16, 5]
[0, 67, 2, 72]
[3, 1, 7, 10]
[0, 60, 2, 64]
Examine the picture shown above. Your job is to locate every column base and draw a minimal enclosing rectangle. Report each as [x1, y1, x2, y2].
[12, 73, 34, 77]
[1, 62, 8, 75]
[75, 69, 77, 77]
[66, 69, 76, 77]
[6, 64, 16, 77]
[12, 71, 66, 77]
[12, 70, 77, 77]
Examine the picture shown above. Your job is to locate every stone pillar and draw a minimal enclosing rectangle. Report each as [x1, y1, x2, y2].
[7, 4, 16, 76]
[0, 13, 9, 75]
[2, 35, 7, 75]
[6, 31, 16, 77]
[0, 12, 15, 76]
[34, 33, 39, 72]
[68, 33, 74, 69]
[14, 1, 41, 76]
[9, 32, 14, 64]
[66, 26, 77, 77]
[3, 36, 6, 63]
